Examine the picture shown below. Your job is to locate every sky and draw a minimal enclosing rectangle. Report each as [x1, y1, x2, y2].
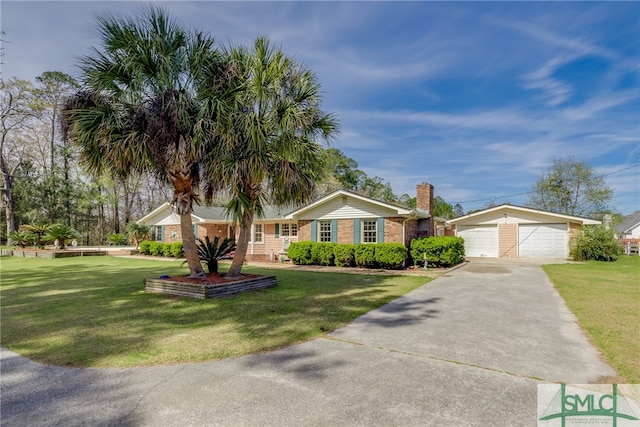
[2, 1, 639, 215]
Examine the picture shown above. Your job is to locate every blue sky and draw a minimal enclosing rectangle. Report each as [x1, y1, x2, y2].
[2, 1, 639, 214]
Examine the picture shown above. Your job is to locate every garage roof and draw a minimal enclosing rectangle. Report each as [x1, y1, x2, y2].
[448, 204, 601, 225]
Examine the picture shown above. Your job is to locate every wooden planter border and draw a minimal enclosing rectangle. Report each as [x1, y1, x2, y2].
[145, 275, 277, 299]
[8, 249, 107, 258]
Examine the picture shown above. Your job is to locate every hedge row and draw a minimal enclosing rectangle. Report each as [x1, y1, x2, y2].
[139, 241, 184, 258]
[409, 236, 465, 267]
[287, 242, 407, 270]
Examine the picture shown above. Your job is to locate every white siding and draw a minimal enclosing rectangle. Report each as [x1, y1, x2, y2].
[155, 212, 181, 226]
[454, 209, 581, 226]
[296, 195, 399, 220]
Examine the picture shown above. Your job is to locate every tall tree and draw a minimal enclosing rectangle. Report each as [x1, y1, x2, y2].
[205, 37, 338, 278]
[35, 71, 79, 176]
[527, 156, 613, 217]
[432, 196, 455, 219]
[62, 7, 226, 277]
[1, 78, 40, 242]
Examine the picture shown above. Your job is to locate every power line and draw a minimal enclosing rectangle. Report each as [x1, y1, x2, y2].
[452, 163, 640, 206]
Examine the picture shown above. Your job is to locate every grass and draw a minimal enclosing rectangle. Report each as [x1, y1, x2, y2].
[543, 256, 640, 383]
[0, 256, 428, 368]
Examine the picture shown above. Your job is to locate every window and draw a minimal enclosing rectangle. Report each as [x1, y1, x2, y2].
[253, 224, 263, 243]
[280, 223, 298, 237]
[318, 221, 332, 242]
[362, 220, 377, 243]
[153, 225, 164, 241]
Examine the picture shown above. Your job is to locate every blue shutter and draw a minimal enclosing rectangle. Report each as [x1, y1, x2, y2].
[331, 219, 338, 243]
[159, 226, 165, 242]
[377, 218, 384, 243]
[354, 219, 361, 244]
[311, 220, 317, 242]
[193, 224, 198, 239]
[275, 224, 280, 238]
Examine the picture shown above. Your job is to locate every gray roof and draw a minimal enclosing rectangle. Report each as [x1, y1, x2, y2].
[615, 210, 640, 233]
[191, 203, 299, 222]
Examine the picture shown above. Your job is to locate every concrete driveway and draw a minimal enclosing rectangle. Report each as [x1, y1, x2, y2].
[1, 261, 615, 426]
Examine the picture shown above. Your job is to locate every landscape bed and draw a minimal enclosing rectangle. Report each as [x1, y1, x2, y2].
[145, 274, 277, 299]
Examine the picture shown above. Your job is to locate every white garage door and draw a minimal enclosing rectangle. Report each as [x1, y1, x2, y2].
[458, 225, 498, 257]
[519, 224, 567, 258]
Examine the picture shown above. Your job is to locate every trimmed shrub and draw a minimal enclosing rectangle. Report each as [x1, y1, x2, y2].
[139, 240, 152, 255]
[170, 242, 184, 258]
[410, 236, 465, 267]
[107, 233, 128, 245]
[288, 241, 315, 265]
[333, 244, 356, 267]
[149, 241, 165, 256]
[374, 243, 407, 270]
[311, 242, 335, 266]
[354, 244, 377, 268]
[162, 243, 173, 257]
[572, 225, 623, 262]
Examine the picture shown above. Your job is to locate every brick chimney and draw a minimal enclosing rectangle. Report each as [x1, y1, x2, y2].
[416, 182, 434, 214]
[416, 182, 434, 236]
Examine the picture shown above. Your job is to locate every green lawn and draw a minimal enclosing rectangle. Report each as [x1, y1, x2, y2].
[543, 256, 640, 383]
[0, 256, 428, 368]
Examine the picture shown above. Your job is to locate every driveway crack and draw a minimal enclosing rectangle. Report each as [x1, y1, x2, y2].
[325, 336, 548, 382]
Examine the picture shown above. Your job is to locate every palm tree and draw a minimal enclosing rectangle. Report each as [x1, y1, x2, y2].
[62, 7, 227, 278]
[204, 37, 339, 278]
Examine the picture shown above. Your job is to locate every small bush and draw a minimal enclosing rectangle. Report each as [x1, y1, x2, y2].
[374, 243, 407, 270]
[288, 241, 315, 265]
[334, 244, 356, 267]
[139, 241, 152, 255]
[355, 244, 377, 268]
[162, 243, 174, 257]
[149, 241, 165, 256]
[411, 236, 465, 267]
[572, 225, 623, 262]
[170, 242, 184, 258]
[193, 236, 236, 273]
[107, 233, 128, 246]
[311, 242, 335, 266]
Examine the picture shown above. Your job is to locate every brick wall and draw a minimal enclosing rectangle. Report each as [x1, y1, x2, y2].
[498, 223, 518, 258]
[164, 225, 181, 243]
[404, 219, 418, 245]
[298, 220, 312, 241]
[384, 217, 404, 244]
[337, 219, 354, 244]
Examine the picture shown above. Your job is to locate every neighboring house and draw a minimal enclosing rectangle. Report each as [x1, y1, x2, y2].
[447, 205, 601, 259]
[137, 182, 442, 261]
[615, 211, 640, 240]
[615, 211, 640, 255]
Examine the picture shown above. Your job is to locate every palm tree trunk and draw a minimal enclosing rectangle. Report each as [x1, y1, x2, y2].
[227, 219, 250, 278]
[180, 212, 205, 278]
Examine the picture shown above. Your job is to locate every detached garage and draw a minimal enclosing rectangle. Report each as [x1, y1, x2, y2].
[449, 205, 601, 259]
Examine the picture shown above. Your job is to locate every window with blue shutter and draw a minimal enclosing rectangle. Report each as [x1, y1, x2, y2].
[377, 218, 384, 243]
[311, 220, 317, 242]
[331, 219, 338, 243]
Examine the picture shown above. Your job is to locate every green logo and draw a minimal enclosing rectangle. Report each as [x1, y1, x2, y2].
[539, 384, 639, 426]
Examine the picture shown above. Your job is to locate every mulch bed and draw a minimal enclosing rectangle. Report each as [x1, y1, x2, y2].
[162, 272, 263, 286]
